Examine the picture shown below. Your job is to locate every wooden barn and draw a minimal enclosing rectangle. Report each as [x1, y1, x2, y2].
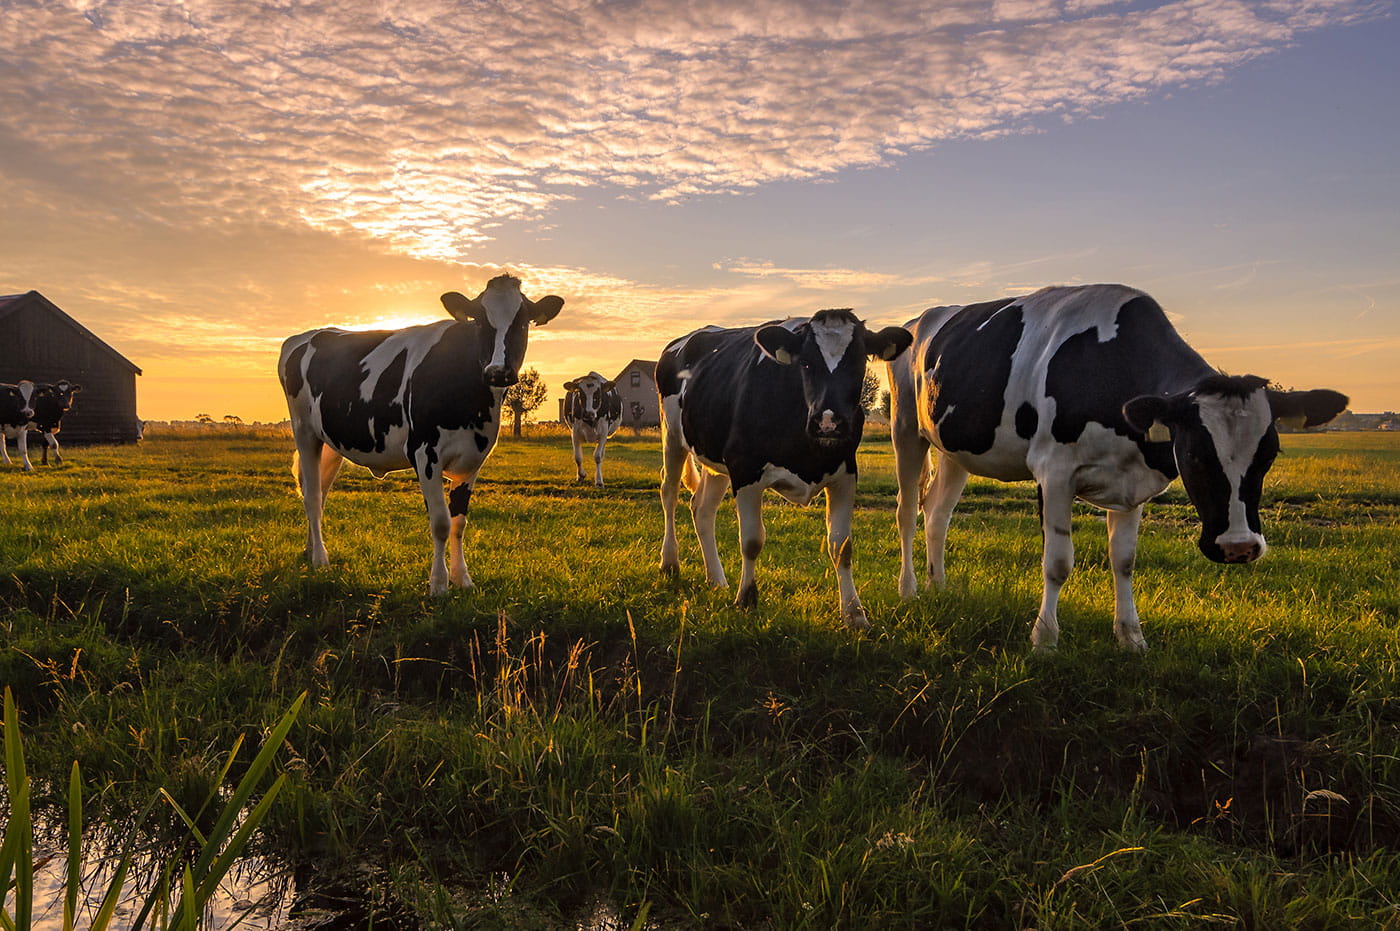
[0, 290, 142, 445]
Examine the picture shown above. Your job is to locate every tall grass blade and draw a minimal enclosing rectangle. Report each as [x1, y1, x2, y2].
[1, 688, 33, 931]
[64, 761, 81, 931]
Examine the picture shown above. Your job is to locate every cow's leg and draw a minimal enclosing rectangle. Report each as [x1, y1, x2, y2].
[446, 477, 477, 589]
[18, 428, 32, 471]
[37, 432, 58, 465]
[1033, 482, 1075, 653]
[693, 469, 731, 589]
[0, 431, 10, 466]
[415, 463, 452, 596]
[732, 482, 764, 607]
[658, 418, 687, 575]
[572, 428, 587, 483]
[893, 425, 931, 599]
[825, 473, 869, 629]
[592, 431, 608, 487]
[292, 434, 331, 566]
[924, 451, 970, 588]
[1107, 506, 1147, 652]
[317, 446, 344, 510]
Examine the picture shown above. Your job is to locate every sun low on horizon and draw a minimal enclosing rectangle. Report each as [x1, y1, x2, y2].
[3, 0, 1397, 423]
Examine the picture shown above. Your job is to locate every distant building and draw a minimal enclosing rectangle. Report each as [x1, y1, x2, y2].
[613, 359, 659, 428]
[0, 290, 142, 445]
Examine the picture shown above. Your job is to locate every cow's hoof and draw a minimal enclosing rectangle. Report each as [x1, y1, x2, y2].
[1118, 636, 1148, 654]
[735, 584, 758, 609]
[660, 562, 680, 578]
[1030, 642, 1058, 659]
[844, 605, 871, 630]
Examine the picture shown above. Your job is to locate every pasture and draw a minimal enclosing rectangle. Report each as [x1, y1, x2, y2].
[3, 427, 1400, 928]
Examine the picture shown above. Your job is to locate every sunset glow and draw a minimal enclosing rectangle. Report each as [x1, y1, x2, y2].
[3, 0, 1396, 421]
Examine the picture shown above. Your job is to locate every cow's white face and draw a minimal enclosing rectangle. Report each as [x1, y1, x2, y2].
[564, 372, 615, 422]
[1124, 375, 1347, 565]
[440, 274, 564, 388]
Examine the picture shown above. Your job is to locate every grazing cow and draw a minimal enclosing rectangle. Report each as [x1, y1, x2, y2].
[888, 283, 1348, 652]
[278, 274, 564, 594]
[1, 381, 37, 471]
[562, 372, 623, 486]
[11, 380, 81, 465]
[657, 309, 912, 628]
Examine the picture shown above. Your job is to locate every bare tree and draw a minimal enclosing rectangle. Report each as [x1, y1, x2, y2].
[860, 369, 880, 412]
[503, 368, 548, 437]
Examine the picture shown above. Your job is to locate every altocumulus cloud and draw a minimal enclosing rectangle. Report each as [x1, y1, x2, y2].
[0, 0, 1385, 263]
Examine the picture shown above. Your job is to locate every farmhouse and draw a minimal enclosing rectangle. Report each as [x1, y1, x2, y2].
[556, 359, 660, 428]
[0, 290, 142, 445]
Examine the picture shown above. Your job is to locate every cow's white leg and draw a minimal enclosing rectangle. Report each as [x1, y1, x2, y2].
[38, 433, 60, 465]
[825, 473, 869, 629]
[592, 431, 608, 487]
[293, 435, 331, 566]
[892, 425, 931, 599]
[571, 428, 587, 483]
[1107, 506, 1147, 652]
[732, 482, 764, 607]
[924, 452, 970, 589]
[693, 469, 732, 589]
[0, 431, 10, 466]
[416, 464, 452, 596]
[18, 428, 32, 471]
[446, 477, 476, 589]
[659, 418, 687, 575]
[317, 446, 343, 510]
[1033, 482, 1075, 653]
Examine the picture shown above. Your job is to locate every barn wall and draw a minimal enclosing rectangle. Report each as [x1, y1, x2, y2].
[0, 300, 141, 445]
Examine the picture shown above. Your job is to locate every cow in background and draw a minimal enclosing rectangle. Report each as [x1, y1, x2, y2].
[888, 283, 1348, 653]
[21, 380, 82, 465]
[562, 371, 623, 486]
[1, 381, 36, 471]
[658, 309, 912, 628]
[279, 274, 565, 594]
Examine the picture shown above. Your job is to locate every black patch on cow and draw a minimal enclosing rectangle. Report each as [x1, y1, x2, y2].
[1014, 402, 1038, 440]
[283, 343, 308, 398]
[302, 330, 408, 455]
[923, 298, 1022, 455]
[658, 321, 868, 490]
[1044, 294, 1211, 478]
[449, 482, 472, 518]
[474, 431, 489, 453]
[403, 322, 510, 479]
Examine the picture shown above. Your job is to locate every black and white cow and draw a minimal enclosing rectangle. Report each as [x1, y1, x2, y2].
[10, 380, 82, 465]
[278, 274, 564, 594]
[888, 283, 1348, 652]
[657, 309, 912, 628]
[562, 371, 623, 486]
[1, 381, 36, 471]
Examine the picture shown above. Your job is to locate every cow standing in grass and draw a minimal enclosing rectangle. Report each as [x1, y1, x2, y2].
[563, 372, 622, 486]
[10, 380, 82, 465]
[657, 309, 912, 628]
[278, 274, 564, 594]
[888, 283, 1348, 652]
[1, 381, 36, 471]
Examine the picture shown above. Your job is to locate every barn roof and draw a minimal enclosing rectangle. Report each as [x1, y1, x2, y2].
[0, 290, 142, 375]
[614, 359, 657, 380]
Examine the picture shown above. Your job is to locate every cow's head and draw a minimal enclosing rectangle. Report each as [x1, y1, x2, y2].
[36, 380, 82, 413]
[755, 309, 912, 445]
[563, 372, 616, 424]
[1123, 375, 1347, 564]
[440, 274, 564, 387]
[3, 381, 36, 422]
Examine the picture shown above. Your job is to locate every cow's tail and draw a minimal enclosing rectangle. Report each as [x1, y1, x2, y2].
[917, 455, 932, 513]
[291, 449, 305, 498]
[682, 451, 701, 493]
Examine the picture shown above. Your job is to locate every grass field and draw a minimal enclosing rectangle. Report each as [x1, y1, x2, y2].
[3, 426, 1399, 928]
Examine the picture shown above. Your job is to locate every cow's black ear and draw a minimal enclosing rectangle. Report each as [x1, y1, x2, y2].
[563, 380, 578, 390]
[441, 291, 481, 321]
[602, 380, 617, 391]
[866, 326, 913, 361]
[1123, 394, 1177, 441]
[70, 384, 82, 393]
[1268, 388, 1348, 429]
[755, 325, 802, 365]
[530, 295, 565, 325]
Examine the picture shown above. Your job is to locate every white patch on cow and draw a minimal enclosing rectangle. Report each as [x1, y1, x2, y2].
[478, 278, 525, 372]
[1196, 389, 1272, 551]
[357, 321, 453, 404]
[758, 462, 835, 505]
[811, 316, 856, 372]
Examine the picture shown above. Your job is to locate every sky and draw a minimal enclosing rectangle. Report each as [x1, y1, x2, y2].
[2, 0, 1397, 423]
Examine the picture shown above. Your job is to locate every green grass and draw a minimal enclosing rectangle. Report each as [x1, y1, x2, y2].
[3, 427, 1400, 928]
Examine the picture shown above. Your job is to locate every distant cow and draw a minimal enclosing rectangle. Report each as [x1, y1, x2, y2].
[562, 372, 623, 486]
[15, 380, 81, 465]
[888, 283, 1348, 652]
[657, 309, 912, 628]
[1, 381, 36, 471]
[278, 274, 564, 594]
